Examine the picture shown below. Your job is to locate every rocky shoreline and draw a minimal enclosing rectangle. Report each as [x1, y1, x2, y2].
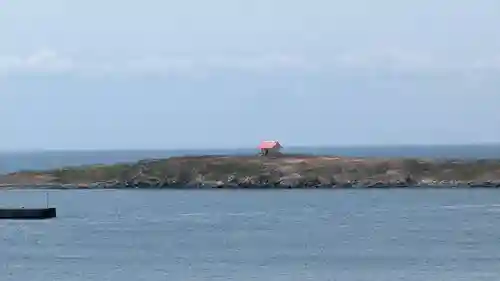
[1, 182, 500, 190]
[1, 154, 500, 189]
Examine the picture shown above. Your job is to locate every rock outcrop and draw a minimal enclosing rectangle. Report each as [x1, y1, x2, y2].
[1, 154, 500, 189]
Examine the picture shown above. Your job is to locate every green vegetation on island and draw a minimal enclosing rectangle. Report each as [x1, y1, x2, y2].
[1, 154, 500, 189]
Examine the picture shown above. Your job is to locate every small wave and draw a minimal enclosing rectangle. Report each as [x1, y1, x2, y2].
[55, 255, 91, 260]
[177, 211, 266, 217]
[225, 211, 267, 217]
[178, 212, 208, 217]
[441, 204, 500, 210]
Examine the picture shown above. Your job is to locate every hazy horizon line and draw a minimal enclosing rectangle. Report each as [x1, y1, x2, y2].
[1, 142, 499, 154]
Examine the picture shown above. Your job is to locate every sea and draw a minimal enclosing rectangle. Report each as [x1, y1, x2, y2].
[1, 145, 500, 281]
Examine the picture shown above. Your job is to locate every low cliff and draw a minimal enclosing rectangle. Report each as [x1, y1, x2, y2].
[1, 154, 500, 189]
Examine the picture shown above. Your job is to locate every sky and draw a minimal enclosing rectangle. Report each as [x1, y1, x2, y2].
[1, 0, 500, 150]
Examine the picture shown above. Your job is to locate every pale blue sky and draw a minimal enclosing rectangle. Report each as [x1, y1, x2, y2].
[1, 0, 499, 150]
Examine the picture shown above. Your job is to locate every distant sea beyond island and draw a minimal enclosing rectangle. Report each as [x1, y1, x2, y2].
[1, 144, 500, 189]
[1, 144, 500, 174]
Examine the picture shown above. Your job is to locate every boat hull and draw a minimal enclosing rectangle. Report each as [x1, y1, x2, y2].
[0, 208, 56, 220]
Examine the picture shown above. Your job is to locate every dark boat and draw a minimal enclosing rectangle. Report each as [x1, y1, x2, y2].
[0, 207, 56, 220]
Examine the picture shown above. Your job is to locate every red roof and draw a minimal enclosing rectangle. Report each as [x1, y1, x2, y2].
[258, 140, 282, 149]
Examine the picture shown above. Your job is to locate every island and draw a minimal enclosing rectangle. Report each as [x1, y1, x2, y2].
[1, 154, 500, 189]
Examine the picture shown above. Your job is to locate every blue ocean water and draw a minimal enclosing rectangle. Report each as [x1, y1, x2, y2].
[1, 144, 499, 174]
[1, 189, 500, 281]
[1, 146, 500, 281]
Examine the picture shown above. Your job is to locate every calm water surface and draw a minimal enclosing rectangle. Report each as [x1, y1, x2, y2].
[1, 189, 500, 281]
